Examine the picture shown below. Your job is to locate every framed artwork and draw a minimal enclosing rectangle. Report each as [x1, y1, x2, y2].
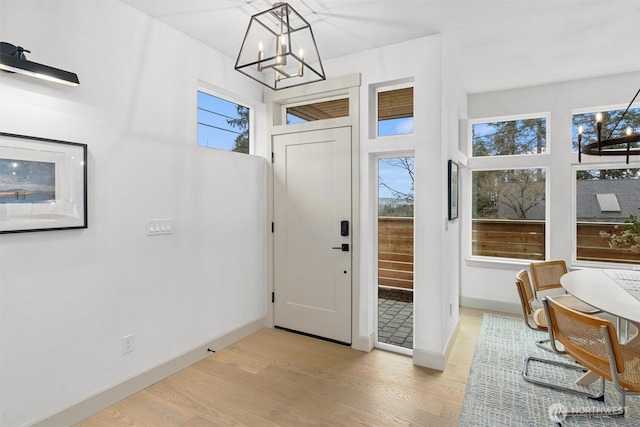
[0, 132, 87, 234]
[448, 160, 459, 220]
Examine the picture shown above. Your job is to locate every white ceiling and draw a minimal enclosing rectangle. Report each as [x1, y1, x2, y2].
[118, 0, 640, 94]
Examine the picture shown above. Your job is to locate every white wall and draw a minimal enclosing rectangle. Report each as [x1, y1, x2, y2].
[441, 37, 467, 355]
[461, 72, 640, 313]
[0, 1, 267, 426]
[324, 35, 465, 368]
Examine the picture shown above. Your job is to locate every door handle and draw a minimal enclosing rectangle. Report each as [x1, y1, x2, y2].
[332, 244, 350, 252]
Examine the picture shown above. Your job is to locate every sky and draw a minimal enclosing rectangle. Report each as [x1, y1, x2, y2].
[378, 157, 413, 200]
[197, 93, 415, 200]
[197, 91, 246, 151]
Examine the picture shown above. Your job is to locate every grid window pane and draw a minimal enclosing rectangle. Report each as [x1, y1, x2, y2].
[572, 107, 640, 153]
[286, 98, 349, 124]
[378, 87, 414, 137]
[472, 118, 546, 157]
[472, 168, 546, 260]
[576, 167, 640, 264]
[197, 91, 250, 154]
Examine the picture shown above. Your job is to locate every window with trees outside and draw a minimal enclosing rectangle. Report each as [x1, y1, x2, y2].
[572, 107, 640, 153]
[572, 107, 640, 265]
[197, 91, 250, 154]
[470, 116, 548, 260]
[473, 118, 547, 156]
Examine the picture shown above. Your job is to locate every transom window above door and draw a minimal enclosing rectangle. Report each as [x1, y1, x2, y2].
[286, 98, 349, 124]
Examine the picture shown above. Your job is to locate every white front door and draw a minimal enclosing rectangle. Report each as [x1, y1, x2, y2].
[273, 127, 352, 344]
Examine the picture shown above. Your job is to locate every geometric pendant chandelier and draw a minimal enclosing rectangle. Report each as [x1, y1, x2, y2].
[235, 2, 325, 91]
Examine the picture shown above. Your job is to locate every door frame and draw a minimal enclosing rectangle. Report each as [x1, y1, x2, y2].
[265, 73, 363, 349]
[372, 150, 415, 356]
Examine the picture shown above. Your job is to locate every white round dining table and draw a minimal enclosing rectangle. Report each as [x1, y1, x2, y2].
[560, 268, 640, 386]
[560, 269, 640, 324]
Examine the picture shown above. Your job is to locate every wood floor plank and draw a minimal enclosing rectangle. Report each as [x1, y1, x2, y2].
[150, 364, 283, 426]
[81, 390, 194, 427]
[75, 307, 496, 426]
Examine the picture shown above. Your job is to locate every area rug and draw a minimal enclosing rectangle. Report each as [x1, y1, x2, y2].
[459, 314, 640, 426]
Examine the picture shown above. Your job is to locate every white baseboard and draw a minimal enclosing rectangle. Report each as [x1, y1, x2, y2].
[30, 317, 266, 427]
[443, 317, 460, 364]
[460, 296, 520, 315]
[351, 332, 375, 352]
[412, 317, 460, 371]
[412, 347, 445, 371]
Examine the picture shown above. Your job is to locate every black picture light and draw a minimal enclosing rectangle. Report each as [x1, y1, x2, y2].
[0, 41, 79, 86]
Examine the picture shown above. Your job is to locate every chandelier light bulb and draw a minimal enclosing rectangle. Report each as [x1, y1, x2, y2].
[595, 112, 603, 123]
[257, 42, 264, 71]
[297, 48, 304, 76]
[276, 34, 287, 65]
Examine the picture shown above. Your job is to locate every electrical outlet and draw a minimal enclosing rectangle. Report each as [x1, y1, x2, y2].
[122, 334, 134, 354]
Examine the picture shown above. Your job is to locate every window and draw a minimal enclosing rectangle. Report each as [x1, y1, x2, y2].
[378, 87, 414, 137]
[377, 156, 414, 351]
[472, 168, 546, 260]
[472, 117, 547, 157]
[197, 91, 250, 153]
[572, 107, 640, 153]
[286, 98, 349, 124]
[575, 167, 640, 264]
[469, 115, 549, 261]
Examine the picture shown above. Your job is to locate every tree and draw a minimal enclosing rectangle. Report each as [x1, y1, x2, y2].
[472, 119, 547, 219]
[574, 108, 640, 179]
[499, 170, 545, 219]
[226, 105, 249, 153]
[473, 169, 545, 219]
[574, 109, 640, 150]
[577, 168, 640, 181]
[472, 118, 546, 157]
[378, 157, 414, 217]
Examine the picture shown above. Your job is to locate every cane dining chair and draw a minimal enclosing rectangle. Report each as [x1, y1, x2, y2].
[529, 260, 600, 314]
[515, 269, 552, 352]
[542, 296, 640, 417]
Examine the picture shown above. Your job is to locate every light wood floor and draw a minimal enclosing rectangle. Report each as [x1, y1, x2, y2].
[76, 307, 501, 426]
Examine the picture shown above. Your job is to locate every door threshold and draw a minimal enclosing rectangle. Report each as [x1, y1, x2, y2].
[274, 326, 351, 346]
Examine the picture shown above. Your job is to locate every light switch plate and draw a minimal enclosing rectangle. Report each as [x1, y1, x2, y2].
[147, 218, 173, 235]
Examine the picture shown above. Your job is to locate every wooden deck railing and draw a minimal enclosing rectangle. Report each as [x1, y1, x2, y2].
[472, 219, 640, 264]
[378, 217, 413, 290]
[378, 218, 640, 291]
[472, 219, 545, 260]
[577, 222, 640, 264]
